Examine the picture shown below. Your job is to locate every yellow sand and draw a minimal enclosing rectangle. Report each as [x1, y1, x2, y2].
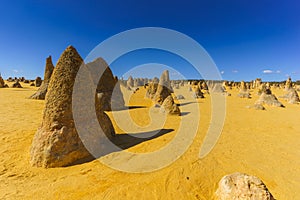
[0, 82, 299, 199]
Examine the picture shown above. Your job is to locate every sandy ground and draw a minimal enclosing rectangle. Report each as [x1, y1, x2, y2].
[0, 82, 300, 199]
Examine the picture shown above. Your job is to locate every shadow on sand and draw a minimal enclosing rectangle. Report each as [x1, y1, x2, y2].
[68, 128, 174, 166]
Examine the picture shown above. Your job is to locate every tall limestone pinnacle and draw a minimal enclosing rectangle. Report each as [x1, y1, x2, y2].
[29, 56, 54, 99]
[30, 46, 115, 167]
[154, 70, 173, 105]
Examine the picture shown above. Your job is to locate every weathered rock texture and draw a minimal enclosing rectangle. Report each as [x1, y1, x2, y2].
[238, 81, 251, 98]
[146, 81, 158, 99]
[29, 56, 54, 99]
[154, 70, 173, 105]
[126, 76, 134, 90]
[283, 88, 300, 104]
[12, 80, 22, 88]
[215, 172, 275, 200]
[30, 46, 116, 168]
[191, 82, 204, 98]
[35, 77, 42, 87]
[88, 58, 125, 111]
[160, 95, 180, 115]
[0, 75, 8, 88]
[256, 87, 284, 107]
[285, 77, 292, 91]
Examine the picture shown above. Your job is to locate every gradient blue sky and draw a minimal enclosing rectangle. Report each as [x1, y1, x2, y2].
[0, 0, 299, 81]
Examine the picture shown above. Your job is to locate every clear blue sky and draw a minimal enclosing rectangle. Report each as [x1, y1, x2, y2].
[0, 0, 299, 81]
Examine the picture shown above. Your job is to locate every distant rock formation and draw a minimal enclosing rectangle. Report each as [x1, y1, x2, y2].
[254, 78, 262, 89]
[191, 81, 204, 98]
[237, 81, 251, 98]
[126, 76, 134, 90]
[12, 80, 22, 88]
[207, 81, 230, 95]
[29, 56, 54, 100]
[215, 172, 275, 200]
[146, 81, 158, 99]
[154, 70, 173, 105]
[0, 75, 8, 88]
[35, 77, 42, 87]
[283, 88, 300, 104]
[256, 85, 284, 107]
[285, 77, 292, 91]
[279, 78, 299, 104]
[30, 46, 116, 168]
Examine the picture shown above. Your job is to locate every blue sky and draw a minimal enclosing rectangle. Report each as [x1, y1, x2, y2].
[0, 0, 299, 81]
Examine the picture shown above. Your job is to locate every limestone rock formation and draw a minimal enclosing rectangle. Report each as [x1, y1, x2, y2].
[88, 58, 125, 111]
[238, 81, 251, 98]
[0, 75, 8, 88]
[285, 77, 292, 91]
[126, 76, 134, 90]
[146, 81, 158, 99]
[201, 81, 208, 90]
[30, 46, 89, 167]
[160, 95, 180, 115]
[35, 77, 42, 87]
[191, 82, 204, 98]
[255, 78, 262, 89]
[30, 46, 116, 168]
[29, 56, 54, 100]
[283, 88, 300, 104]
[154, 70, 173, 105]
[12, 80, 22, 88]
[176, 94, 185, 100]
[215, 172, 275, 200]
[256, 86, 284, 107]
[247, 103, 266, 110]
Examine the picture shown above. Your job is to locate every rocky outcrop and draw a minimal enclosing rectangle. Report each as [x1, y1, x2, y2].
[126, 76, 134, 90]
[88, 58, 125, 111]
[160, 95, 180, 115]
[238, 81, 251, 98]
[216, 172, 275, 200]
[256, 87, 284, 107]
[191, 82, 204, 98]
[283, 88, 300, 104]
[35, 77, 42, 87]
[146, 81, 158, 99]
[0, 75, 8, 88]
[12, 80, 22, 88]
[30, 46, 116, 168]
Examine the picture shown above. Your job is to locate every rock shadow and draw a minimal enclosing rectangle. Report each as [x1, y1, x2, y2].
[67, 128, 174, 166]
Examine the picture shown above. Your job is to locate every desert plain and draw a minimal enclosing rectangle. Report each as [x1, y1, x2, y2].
[0, 78, 299, 200]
